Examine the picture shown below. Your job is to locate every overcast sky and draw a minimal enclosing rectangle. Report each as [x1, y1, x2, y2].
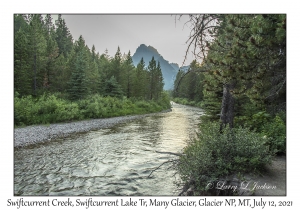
[61, 14, 194, 66]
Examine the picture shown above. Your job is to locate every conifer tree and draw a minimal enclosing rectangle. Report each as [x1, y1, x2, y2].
[154, 61, 164, 100]
[98, 53, 111, 94]
[133, 57, 148, 99]
[55, 15, 73, 58]
[68, 50, 88, 100]
[121, 51, 135, 98]
[14, 26, 32, 96]
[180, 14, 286, 128]
[110, 46, 122, 83]
[43, 14, 59, 91]
[103, 76, 123, 97]
[147, 56, 157, 100]
[85, 45, 100, 94]
[28, 14, 47, 96]
[173, 60, 204, 103]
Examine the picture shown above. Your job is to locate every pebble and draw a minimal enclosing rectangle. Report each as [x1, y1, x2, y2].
[14, 110, 171, 148]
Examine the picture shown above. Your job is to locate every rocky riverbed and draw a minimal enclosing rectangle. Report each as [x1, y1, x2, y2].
[14, 110, 171, 148]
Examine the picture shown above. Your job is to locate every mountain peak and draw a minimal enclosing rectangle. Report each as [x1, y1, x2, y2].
[147, 45, 159, 55]
[135, 44, 161, 58]
[132, 44, 178, 90]
[138, 44, 147, 48]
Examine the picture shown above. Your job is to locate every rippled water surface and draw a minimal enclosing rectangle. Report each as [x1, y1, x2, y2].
[14, 103, 204, 196]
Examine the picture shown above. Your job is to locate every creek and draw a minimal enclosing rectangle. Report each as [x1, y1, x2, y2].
[14, 103, 204, 196]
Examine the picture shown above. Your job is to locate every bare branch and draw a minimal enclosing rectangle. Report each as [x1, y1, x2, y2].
[181, 14, 222, 67]
[155, 150, 183, 156]
[265, 78, 286, 100]
[148, 160, 177, 178]
[174, 67, 209, 93]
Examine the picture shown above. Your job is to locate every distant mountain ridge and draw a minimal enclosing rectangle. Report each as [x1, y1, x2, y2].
[132, 44, 179, 90]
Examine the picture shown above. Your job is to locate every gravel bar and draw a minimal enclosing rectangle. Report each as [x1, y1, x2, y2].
[14, 110, 171, 148]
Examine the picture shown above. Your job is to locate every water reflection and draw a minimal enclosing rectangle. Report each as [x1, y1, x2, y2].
[14, 103, 204, 196]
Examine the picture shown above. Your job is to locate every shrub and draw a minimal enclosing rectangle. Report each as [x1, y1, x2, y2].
[14, 93, 171, 126]
[54, 102, 80, 122]
[178, 122, 274, 193]
[14, 95, 36, 126]
[261, 115, 286, 154]
[158, 92, 171, 109]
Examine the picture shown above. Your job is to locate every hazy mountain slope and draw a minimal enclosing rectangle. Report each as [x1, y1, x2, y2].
[132, 44, 178, 90]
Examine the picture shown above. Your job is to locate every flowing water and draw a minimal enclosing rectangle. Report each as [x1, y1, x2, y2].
[14, 103, 204, 196]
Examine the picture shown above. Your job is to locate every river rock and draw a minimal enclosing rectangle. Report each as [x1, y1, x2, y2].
[14, 111, 172, 148]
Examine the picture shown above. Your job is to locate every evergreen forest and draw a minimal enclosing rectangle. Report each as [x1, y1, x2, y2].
[173, 14, 286, 194]
[14, 14, 169, 126]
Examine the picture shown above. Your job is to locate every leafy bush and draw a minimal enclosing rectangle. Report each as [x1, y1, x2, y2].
[158, 91, 171, 109]
[235, 109, 286, 154]
[261, 115, 286, 154]
[14, 93, 171, 126]
[178, 122, 274, 193]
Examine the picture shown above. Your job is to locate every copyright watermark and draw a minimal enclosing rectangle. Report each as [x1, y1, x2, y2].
[206, 181, 277, 192]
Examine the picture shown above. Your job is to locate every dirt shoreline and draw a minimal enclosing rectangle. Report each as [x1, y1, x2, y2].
[252, 155, 286, 196]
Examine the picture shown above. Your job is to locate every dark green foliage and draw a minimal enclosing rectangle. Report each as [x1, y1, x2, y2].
[55, 14, 73, 57]
[14, 14, 168, 107]
[202, 14, 286, 122]
[235, 108, 286, 154]
[103, 76, 123, 98]
[147, 57, 164, 101]
[176, 14, 286, 192]
[120, 51, 135, 98]
[178, 122, 273, 193]
[175, 14, 286, 153]
[67, 50, 88, 101]
[261, 115, 286, 154]
[173, 60, 204, 104]
[110, 46, 122, 83]
[14, 27, 32, 96]
[148, 56, 157, 100]
[153, 61, 164, 100]
[27, 14, 48, 96]
[132, 57, 148, 99]
[14, 14, 170, 128]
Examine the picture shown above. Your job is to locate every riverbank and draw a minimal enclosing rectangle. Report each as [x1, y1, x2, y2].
[14, 103, 202, 195]
[179, 155, 286, 196]
[14, 94, 171, 127]
[14, 109, 171, 148]
[253, 155, 286, 196]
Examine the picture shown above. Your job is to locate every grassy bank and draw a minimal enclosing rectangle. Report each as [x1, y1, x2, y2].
[14, 93, 171, 127]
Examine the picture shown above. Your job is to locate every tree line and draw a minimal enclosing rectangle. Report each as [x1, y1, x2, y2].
[172, 60, 204, 106]
[14, 14, 164, 102]
[14, 14, 169, 126]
